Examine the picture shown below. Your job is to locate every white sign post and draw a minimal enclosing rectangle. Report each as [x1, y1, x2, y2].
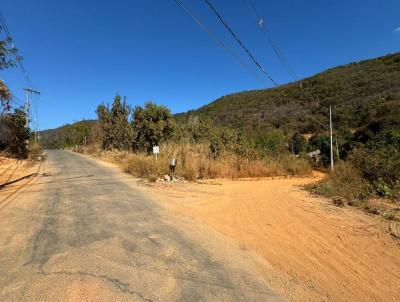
[153, 145, 160, 161]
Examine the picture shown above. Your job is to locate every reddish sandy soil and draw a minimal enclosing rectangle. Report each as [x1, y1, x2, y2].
[141, 173, 400, 302]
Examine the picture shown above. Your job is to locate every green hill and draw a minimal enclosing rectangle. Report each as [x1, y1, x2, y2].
[40, 120, 96, 148]
[177, 52, 400, 136]
[41, 52, 400, 148]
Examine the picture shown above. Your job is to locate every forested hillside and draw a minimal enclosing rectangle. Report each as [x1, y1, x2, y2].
[177, 52, 400, 136]
[40, 120, 96, 148]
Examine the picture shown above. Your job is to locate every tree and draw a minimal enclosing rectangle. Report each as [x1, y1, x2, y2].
[308, 134, 331, 165]
[110, 95, 132, 150]
[253, 129, 287, 154]
[2, 109, 30, 158]
[132, 102, 175, 152]
[96, 95, 132, 150]
[292, 133, 307, 154]
[96, 103, 112, 150]
[0, 80, 11, 113]
[1, 25, 21, 112]
[0, 35, 20, 70]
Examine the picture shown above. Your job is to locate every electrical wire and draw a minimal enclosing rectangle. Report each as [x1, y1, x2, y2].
[203, 0, 278, 86]
[173, 0, 263, 83]
[244, 0, 298, 81]
[0, 10, 35, 87]
[0, 10, 39, 133]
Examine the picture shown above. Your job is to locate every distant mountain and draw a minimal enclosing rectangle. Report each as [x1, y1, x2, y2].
[176, 52, 400, 136]
[39, 120, 96, 148]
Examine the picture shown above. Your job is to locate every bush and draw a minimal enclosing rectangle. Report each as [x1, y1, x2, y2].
[1, 109, 30, 158]
[349, 146, 400, 198]
[28, 142, 44, 161]
[253, 129, 287, 154]
[308, 161, 371, 205]
[132, 102, 175, 152]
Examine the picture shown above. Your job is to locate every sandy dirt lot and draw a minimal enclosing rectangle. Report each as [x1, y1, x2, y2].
[139, 173, 400, 302]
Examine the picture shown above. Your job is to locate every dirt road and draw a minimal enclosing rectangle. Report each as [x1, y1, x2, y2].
[144, 176, 400, 301]
[0, 150, 282, 301]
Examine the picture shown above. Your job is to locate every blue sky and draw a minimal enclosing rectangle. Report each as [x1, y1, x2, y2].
[1, 0, 399, 130]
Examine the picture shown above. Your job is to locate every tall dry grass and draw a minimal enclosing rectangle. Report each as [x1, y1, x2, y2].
[80, 143, 312, 182]
[307, 161, 371, 205]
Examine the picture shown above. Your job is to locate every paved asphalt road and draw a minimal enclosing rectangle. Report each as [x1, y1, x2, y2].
[0, 150, 282, 301]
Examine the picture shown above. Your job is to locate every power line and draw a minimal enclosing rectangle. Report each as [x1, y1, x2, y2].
[11, 96, 24, 106]
[0, 10, 40, 136]
[203, 0, 278, 86]
[0, 9, 35, 87]
[244, 0, 298, 81]
[173, 0, 263, 83]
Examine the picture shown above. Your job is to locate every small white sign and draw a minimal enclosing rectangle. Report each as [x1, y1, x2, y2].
[153, 145, 160, 154]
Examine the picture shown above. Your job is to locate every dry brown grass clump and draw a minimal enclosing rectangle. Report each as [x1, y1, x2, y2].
[84, 143, 312, 182]
[28, 142, 45, 161]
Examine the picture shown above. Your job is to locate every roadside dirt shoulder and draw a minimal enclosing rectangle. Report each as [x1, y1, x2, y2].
[0, 156, 43, 207]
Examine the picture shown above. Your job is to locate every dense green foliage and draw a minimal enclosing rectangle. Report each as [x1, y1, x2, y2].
[310, 126, 400, 204]
[39, 120, 96, 148]
[177, 52, 400, 136]
[96, 95, 132, 150]
[0, 109, 30, 158]
[43, 97, 176, 153]
[132, 102, 175, 152]
[173, 116, 255, 159]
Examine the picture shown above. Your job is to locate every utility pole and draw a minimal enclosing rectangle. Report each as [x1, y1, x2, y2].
[329, 106, 334, 171]
[23, 88, 40, 141]
[335, 137, 340, 160]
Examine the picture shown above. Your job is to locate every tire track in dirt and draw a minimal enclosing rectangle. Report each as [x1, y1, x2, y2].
[0, 161, 44, 210]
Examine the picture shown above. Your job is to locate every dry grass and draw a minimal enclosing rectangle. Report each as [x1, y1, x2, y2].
[307, 161, 400, 221]
[308, 162, 372, 203]
[28, 142, 45, 161]
[78, 143, 312, 182]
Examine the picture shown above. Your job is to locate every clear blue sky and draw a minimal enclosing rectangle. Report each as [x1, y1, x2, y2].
[1, 0, 399, 130]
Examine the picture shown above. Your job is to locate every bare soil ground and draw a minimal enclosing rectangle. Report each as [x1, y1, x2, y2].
[0, 156, 39, 187]
[137, 173, 400, 302]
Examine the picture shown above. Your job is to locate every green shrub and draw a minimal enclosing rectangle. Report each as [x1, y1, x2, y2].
[349, 146, 400, 198]
[308, 161, 371, 204]
[1, 109, 30, 159]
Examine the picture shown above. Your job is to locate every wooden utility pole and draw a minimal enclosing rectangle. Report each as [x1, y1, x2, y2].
[23, 88, 40, 141]
[329, 106, 334, 171]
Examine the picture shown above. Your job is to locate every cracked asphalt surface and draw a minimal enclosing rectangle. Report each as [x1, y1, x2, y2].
[0, 150, 282, 301]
